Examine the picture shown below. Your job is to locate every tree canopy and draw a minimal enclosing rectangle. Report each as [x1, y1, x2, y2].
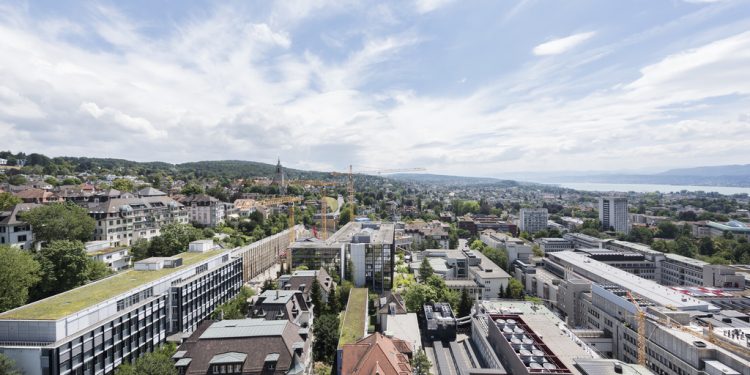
[0, 192, 21, 210]
[0, 245, 40, 312]
[115, 343, 177, 375]
[20, 202, 96, 244]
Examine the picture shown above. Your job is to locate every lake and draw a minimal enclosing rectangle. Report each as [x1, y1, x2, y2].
[547, 182, 750, 195]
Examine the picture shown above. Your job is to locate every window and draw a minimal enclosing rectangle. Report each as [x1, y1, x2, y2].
[17, 235, 27, 242]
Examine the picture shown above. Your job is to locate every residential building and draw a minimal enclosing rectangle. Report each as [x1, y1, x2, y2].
[278, 268, 335, 303]
[250, 290, 313, 328]
[179, 194, 225, 227]
[15, 188, 59, 204]
[0, 247, 243, 375]
[338, 332, 412, 375]
[0, 203, 38, 250]
[174, 318, 311, 375]
[599, 197, 629, 234]
[374, 292, 408, 329]
[519, 208, 548, 234]
[88, 195, 189, 246]
[404, 220, 449, 249]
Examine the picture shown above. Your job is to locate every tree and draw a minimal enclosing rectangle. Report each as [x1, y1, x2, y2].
[211, 286, 254, 320]
[0, 353, 22, 375]
[699, 237, 715, 256]
[403, 283, 438, 312]
[313, 362, 333, 375]
[115, 343, 177, 375]
[310, 278, 323, 316]
[328, 284, 341, 314]
[419, 258, 434, 281]
[20, 202, 96, 244]
[86, 258, 113, 282]
[260, 279, 276, 293]
[674, 237, 697, 257]
[458, 288, 472, 317]
[7, 175, 27, 186]
[508, 279, 524, 299]
[656, 222, 679, 239]
[111, 178, 135, 192]
[497, 286, 505, 299]
[338, 280, 353, 309]
[312, 314, 340, 363]
[0, 192, 21, 211]
[411, 350, 431, 375]
[33, 240, 91, 299]
[181, 183, 204, 195]
[0, 245, 41, 312]
[339, 207, 352, 226]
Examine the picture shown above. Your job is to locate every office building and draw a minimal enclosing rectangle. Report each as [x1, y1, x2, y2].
[563, 233, 604, 249]
[0, 247, 242, 375]
[480, 230, 533, 263]
[290, 222, 395, 291]
[519, 208, 548, 234]
[599, 197, 629, 234]
[411, 248, 511, 300]
[537, 238, 573, 254]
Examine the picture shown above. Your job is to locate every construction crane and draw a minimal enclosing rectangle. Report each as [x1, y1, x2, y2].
[331, 165, 426, 209]
[288, 179, 342, 240]
[626, 291, 647, 367]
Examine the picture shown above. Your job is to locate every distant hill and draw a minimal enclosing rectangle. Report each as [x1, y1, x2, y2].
[549, 164, 750, 187]
[657, 164, 750, 177]
[387, 173, 520, 186]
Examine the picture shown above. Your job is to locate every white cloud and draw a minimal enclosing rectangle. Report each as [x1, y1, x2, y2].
[414, 0, 454, 14]
[533, 31, 596, 56]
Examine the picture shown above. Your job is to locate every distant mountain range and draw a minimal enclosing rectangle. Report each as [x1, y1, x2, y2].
[532, 164, 750, 187]
[386, 173, 522, 186]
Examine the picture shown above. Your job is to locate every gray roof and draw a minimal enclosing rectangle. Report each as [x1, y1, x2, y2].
[136, 187, 166, 197]
[174, 358, 192, 367]
[199, 319, 288, 339]
[209, 352, 248, 364]
[257, 290, 300, 304]
[0, 203, 39, 225]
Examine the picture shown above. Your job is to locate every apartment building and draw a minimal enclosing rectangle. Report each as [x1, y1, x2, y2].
[519, 208, 548, 234]
[0, 247, 242, 375]
[88, 195, 189, 246]
[599, 197, 629, 234]
[178, 194, 225, 227]
[0, 203, 38, 250]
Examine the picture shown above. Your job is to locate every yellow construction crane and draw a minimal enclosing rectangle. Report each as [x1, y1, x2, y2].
[626, 291, 647, 367]
[288, 179, 341, 240]
[331, 165, 426, 211]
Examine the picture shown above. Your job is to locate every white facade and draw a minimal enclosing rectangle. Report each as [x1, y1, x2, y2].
[599, 197, 629, 234]
[519, 208, 548, 234]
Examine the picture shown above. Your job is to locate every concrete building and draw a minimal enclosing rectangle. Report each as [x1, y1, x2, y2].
[290, 222, 395, 291]
[519, 208, 548, 234]
[480, 230, 533, 263]
[537, 238, 573, 254]
[0, 247, 243, 375]
[0, 203, 38, 250]
[563, 233, 604, 249]
[178, 194, 225, 227]
[411, 248, 511, 300]
[599, 197, 629, 234]
[85, 240, 130, 271]
[694, 221, 750, 240]
[88, 195, 189, 246]
[174, 318, 311, 375]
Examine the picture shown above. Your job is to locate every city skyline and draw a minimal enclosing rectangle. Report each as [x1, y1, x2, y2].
[1, 1, 750, 176]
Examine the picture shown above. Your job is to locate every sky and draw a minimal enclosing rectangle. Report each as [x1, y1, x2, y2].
[1, 0, 750, 177]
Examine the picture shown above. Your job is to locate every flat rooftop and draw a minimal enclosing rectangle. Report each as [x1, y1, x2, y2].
[550, 251, 717, 312]
[327, 222, 394, 245]
[0, 249, 227, 320]
[481, 301, 597, 375]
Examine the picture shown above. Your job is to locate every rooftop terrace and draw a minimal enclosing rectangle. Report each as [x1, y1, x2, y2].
[0, 249, 227, 321]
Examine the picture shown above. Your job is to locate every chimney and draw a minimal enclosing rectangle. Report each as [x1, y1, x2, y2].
[276, 290, 280, 299]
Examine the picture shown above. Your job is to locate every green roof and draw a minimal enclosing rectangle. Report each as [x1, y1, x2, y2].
[338, 288, 368, 347]
[0, 249, 227, 321]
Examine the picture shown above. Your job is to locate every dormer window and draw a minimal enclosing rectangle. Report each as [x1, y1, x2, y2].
[264, 353, 280, 371]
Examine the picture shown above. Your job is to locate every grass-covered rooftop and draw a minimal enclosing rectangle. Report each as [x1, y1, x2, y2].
[0, 249, 226, 321]
[338, 288, 368, 347]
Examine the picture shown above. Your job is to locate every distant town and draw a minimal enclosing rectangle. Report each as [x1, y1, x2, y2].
[1, 151, 750, 375]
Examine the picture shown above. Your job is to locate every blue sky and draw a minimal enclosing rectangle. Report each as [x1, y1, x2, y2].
[1, 0, 750, 177]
